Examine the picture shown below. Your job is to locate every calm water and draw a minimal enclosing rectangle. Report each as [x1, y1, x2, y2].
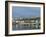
[12, 24, 40, 31]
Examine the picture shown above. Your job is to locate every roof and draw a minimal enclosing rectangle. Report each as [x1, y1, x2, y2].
[13, 17, 40, 21]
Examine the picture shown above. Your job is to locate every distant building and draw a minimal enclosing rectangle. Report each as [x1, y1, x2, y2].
[12, 17, 40, 30]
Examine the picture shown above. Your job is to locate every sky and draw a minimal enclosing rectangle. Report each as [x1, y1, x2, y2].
[12, 6, 40, 18]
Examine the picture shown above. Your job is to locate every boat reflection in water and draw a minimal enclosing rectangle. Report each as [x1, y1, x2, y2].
[12, 17, 40, 30]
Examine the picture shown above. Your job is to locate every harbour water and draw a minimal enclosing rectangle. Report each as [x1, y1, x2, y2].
[12, 24, 40, 30]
